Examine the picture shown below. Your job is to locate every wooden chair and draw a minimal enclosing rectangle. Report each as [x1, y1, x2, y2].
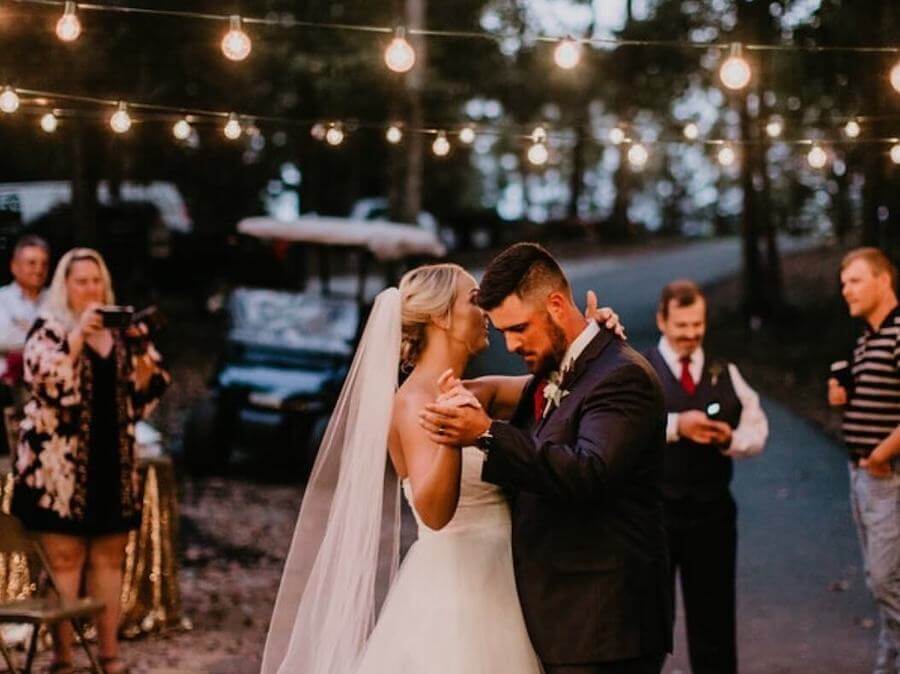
[0, 513, 104, 673]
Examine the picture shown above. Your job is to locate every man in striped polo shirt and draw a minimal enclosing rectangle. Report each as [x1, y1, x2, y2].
[830, 247, 900, 674]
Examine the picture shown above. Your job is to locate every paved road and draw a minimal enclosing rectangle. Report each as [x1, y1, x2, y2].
[465, 236, 878, 673]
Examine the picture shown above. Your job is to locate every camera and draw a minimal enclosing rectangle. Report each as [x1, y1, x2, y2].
[97, 305, 134, 329]
[96, 305, 167, 335]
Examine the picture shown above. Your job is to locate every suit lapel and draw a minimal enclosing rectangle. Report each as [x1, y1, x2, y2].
[534, 328, 616, 436]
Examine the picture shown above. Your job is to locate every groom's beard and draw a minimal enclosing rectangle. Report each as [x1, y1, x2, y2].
[530, 318, 569, 377]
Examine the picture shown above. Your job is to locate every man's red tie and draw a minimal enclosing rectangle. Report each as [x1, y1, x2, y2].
[679, 356, 696, 396]
[533, 379, 548, 422]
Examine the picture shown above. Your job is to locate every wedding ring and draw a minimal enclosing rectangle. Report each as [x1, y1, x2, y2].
[437, 425, 445, 435]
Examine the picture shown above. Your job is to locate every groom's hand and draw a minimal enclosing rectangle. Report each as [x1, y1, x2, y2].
[419, 402, 492, 447]
[585, 290, 627, 340]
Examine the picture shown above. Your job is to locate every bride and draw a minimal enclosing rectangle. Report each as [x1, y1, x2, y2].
[261, 263, 620, 674]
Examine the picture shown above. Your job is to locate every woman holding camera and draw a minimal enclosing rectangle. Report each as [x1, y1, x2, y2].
[11, 248, 170, 674]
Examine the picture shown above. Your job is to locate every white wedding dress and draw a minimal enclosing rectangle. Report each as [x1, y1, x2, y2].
[354, 445, 543, 674]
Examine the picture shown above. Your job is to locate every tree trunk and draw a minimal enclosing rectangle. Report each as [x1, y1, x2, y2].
[399, 0, 427, 225]
[567, 117, 586, 222]
[739, 95, 765, 318]
[69, 119, 99, 247]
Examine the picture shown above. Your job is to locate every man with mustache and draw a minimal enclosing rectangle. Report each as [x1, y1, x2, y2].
[644, 279, 768, 674]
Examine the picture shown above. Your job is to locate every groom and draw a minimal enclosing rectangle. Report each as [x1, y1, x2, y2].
[421, 243, 673, 674]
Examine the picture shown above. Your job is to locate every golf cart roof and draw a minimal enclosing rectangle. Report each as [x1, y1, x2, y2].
[237, 215, 447, 261]
[228, 287, 359, 356]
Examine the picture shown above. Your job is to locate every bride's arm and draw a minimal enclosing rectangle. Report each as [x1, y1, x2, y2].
[394, 392, 463, 530]
[463, 376, 530, 420]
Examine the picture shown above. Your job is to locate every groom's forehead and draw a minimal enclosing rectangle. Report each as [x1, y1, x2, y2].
[488, 294, 537, 329]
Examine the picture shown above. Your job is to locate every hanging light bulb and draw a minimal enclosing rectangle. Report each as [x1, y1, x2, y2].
[432, 132, 450, 157]
[222, 15, 252, 62]
[386, 124, 403, 144]
[458, 125, 476, 145]
[40, 112, 59, 133]
[844, 119, 861, 139]
[527, 141, 549, 166]
[223, 113, 242, 140]
[173, 118, 193, 140]
[531, 125, 548, 144]
[325, 123, 345, 146]
[384, 26, 416, 73]
[765, 116, 784, 139]
[56, 1, 82, 42]
[891, 61, 900, 94]
[683, 123, 699, 141]
[627, 143, 649, 170]
[0, 86, 19, 114]
[807, 144, 828, 169]
[310, 123, 326, 141]
[554, 36, 582, 70]
[891, 143, 900, 165]
[717, 144, 737, 167]
[719, 43, 752, 91]
[608, 127, 626, 145]
[109, 101, 132, 133]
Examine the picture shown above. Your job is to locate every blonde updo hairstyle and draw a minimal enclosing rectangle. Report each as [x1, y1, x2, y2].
[399, 263, 466, 371]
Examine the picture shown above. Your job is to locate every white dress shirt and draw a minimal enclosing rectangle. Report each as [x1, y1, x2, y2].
[658, 337, 768, 458]
[0, 282, 46, 353]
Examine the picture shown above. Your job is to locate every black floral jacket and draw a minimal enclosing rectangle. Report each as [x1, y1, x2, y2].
[13, 314, 170, 521]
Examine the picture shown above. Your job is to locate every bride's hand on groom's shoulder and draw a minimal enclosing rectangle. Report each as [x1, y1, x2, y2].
[584, 290, 627, 340]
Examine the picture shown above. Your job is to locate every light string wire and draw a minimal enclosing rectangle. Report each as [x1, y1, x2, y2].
[9, 85, 900, 148]
[6, 0, 900, 54]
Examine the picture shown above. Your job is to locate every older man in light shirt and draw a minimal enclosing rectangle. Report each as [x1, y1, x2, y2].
[644, 279, 768, 674]
[0, 235, 50, 381]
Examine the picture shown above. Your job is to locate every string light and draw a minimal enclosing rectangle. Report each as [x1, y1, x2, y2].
[719, 43, 752, 91]
[325, 123, 345, 146]
[892, 61, 900, 94]
[627, 143, 649, 170]
[717, 144, 737, 167]
[844, 119, 861, 139]
[55, 1, 82, 42]
[432, 131, 450, 157]
[109, 101, 132, 133]
[458, 125, 476, 145]
[40, 112, 59, 133]
[765, 117, 784, 139]
[0, 87, 20, 114]
[683, 123, 699, 141]
[386, 124, 403, 144]
[527, 141, 549, 166]
[807, 143, 828, 169]
[891, 143, 900, 165]
[608, 127, 626, 145]
[553, 36, 582, 70]
[224, 113, 242, 139]
[222, 15, 252, 61]
[172, 118, 192, 140]
[531, 126, 548, 143]
[384, 26, 416, 73]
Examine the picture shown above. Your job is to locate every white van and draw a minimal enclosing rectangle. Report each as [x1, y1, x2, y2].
[0, 181, 193, 233]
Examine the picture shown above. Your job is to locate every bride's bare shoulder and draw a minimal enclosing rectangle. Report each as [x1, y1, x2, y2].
[388, 382, 434, 477]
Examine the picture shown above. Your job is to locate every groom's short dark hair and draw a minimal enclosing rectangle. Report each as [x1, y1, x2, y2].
[477, 242, 570, 310]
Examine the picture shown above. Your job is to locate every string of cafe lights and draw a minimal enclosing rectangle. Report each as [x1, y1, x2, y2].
[3, 84, 900, 171]
[7, 0, 900, 91]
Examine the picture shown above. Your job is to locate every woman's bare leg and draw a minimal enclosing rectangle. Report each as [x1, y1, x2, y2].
[85, 533, 129, 664]
[38, 533, 87, 665]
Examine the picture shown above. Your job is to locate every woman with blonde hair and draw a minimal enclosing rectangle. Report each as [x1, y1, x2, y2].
[11, 248, 170, 674]
[263, 262, 623, 674]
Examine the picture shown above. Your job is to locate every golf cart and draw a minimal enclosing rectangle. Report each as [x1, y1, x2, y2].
[182, 215, 446, 475]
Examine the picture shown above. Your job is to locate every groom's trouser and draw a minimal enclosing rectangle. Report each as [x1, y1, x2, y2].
[664, 493, 737, 674]
[543, 653, 665, 674]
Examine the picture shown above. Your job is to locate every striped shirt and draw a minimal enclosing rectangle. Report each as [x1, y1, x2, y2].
[843, 306, 900, 458]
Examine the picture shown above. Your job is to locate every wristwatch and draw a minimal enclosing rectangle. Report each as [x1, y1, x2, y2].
[475, 425, 494, 455]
